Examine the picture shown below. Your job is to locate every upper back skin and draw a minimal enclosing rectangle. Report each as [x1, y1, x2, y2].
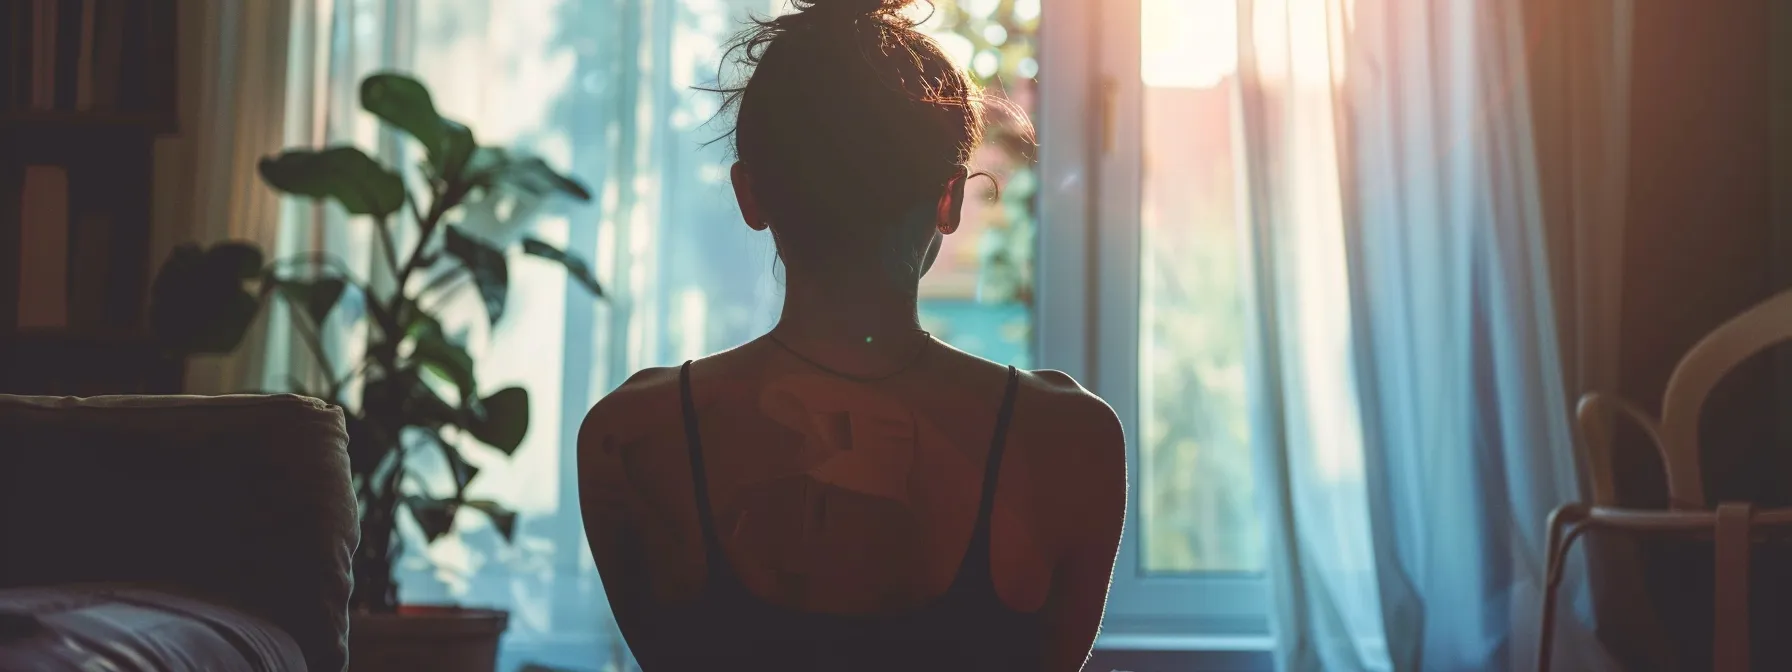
[577, 339, 1126, 667]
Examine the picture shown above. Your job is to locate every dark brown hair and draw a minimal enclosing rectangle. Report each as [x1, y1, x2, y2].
[709, 0, 987, 275]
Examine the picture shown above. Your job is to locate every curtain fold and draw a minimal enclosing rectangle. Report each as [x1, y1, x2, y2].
[152, 0, 301, 394]
[1240, 0, 1619, 669]
[1520, 0, 1659, 667]
[1525, 0, 1632, 403]
[1236, 0, 1388, 668]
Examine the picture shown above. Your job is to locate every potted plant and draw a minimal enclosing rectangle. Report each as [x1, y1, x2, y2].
[149, 72, 601, 672]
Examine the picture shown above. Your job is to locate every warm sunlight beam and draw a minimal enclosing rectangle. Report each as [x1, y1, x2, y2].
[1143, 0, 1238, 88]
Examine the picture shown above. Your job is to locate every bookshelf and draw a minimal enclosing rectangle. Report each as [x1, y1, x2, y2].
[1, 0, 182, 395]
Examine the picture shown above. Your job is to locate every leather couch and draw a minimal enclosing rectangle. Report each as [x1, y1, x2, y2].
[0, 395, 358, 672]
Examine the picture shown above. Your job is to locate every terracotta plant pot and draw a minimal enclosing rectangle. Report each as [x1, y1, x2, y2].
[348, 606, 508, 672]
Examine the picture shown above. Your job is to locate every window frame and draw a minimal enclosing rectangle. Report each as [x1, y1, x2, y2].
[1035, 0, 1272, 645]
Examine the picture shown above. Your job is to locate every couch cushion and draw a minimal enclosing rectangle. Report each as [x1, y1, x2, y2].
[0, 395, 357, 672]
[0, 586, 307, 671]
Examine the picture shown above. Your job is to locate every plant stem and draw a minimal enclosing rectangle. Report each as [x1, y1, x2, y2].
[388, 182, 470, 323]
[335, 359, 372, 392]
[373, 215, 402, 279]
[406, 188, 428, 227]
[289, 304, 338, 396]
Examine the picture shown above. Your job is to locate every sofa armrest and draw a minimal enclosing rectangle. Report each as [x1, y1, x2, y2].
[0, 394, 358, 672]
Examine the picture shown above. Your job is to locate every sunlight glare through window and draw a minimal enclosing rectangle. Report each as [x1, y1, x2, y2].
[1138, 0, 1264, 574]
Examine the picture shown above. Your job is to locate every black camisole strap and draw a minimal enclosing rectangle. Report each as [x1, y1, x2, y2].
[679, 361, 728, 572]
[681, 362, 1023, 583]
[967, 366, 1023, 564]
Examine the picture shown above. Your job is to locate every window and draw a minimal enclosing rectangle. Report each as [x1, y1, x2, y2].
[315, 0, 1267, 667]
[1034, 0, 1271, 643]
[1137, 0, 1260, 577]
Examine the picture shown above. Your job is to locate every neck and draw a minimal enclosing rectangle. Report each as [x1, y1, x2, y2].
[773, 273, 924, 362]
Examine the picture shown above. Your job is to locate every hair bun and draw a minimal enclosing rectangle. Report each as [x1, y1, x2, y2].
[794, 0, 914, 18]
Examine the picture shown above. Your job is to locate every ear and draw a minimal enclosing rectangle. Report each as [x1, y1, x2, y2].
[732, 162, 769, 231]
[936, 167, 969, 235]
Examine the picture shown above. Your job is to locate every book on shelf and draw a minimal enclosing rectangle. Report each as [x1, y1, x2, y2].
[74, 0, 96, 110]
[0, 3, 23, 108]
[3, 0, 170, 117]
[30, 0, 55, 110]
[90, 0, 122, 110]
[16, 164, 70, 330]
[52, 0, 80, 111]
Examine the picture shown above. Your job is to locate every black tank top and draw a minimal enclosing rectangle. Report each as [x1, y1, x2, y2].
[621, 362, 1046, 670]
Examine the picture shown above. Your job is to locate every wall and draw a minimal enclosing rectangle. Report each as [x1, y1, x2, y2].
[1617, 0, 1778, 507]
[1619, 0, 1778, 503]
[1775, 0, 1792, 477]
[1604, 0, 1787, 665]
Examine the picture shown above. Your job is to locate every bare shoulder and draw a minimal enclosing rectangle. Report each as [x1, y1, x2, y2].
[1005, 368, 1125, 563]
[1012, 369, 1127, 519]
[581, 366, 682, 433]
[1016, 369, 1124, 447]
[576, 366, 683, 485]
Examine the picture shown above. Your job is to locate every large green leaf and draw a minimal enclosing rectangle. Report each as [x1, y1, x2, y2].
[500, 157, 593, 202]
[464, 500, 517, 542]
[453, 183, 545, 247]
[521, 238, 603, 296]
[150, 242, 267, 354]
[404, 496, 460, 543]
[362, 369, 461, 439]
[463, 149, 590, 202]
[414, 429, 480, 499]
[259, 147, 406, 217]
[462, 147, 512, 183]
[465, 387, 529, 455]
[271, 277, 347, 325]
[360, 73, 475, 180]
[359, 74, 437, 143]
[406, 315, 478, 402]
[443, 225, 509, 325]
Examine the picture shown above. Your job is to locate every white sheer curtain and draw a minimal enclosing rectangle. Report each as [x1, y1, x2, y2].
[1238, 0, 1613, 669]
[1235, 0, 1381, 667]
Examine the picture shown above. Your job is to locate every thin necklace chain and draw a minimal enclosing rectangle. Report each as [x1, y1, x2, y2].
[765, 330, 933, 383]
